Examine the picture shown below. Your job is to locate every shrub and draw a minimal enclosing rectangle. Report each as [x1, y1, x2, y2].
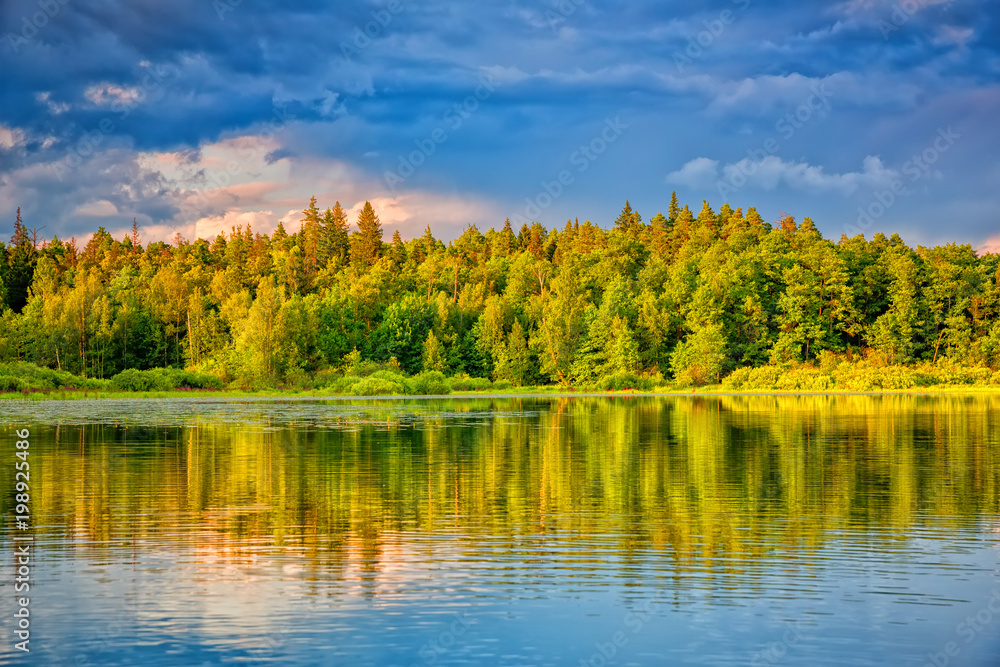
[0, 375, 28, 392]
[110, 368, 223, 391]
[185, 371, 224, 389]
[348, 376, 407, 396]
[721, 367, 753, 390]
[411, 371, 451, 395]
[722, 365, 783, 391]
[774, 366, 833, 392]
[370, 370, 415, 393]
[284, 370, 313, 390]
[919, 363, 992, 386]
[343, 352, 404, 378]
[327, 375, 364, 394]
[110, 369, 156, 392]
[447, 376, 492, 392]
[594, 373, 647, 391]
[0, 362, 106, 390]
[312, 368, 342, 388]
[492, 379, 513, 391]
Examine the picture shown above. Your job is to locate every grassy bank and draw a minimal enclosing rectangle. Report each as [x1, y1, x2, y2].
[2, 359, 1000, 401]
[6, 385, 1000, 402]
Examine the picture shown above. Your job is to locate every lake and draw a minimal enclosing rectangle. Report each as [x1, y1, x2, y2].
[1, 395, 999, 666]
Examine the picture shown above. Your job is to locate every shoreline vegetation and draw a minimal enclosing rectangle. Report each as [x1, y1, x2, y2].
[2, 360, 999, 401]
[2, 196, 1000, 399]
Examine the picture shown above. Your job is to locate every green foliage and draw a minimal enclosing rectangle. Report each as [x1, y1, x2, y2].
[670, 324, 727, 387]
[594, 372, 650, 391]
[348, 375, 408, 396]
[326, 375, 364, 393]
[110, 369, 156, 391]
[0, 361, 106, 389]
[342, 350, 404, 378]
[411, 370, 452, 395]
[3, 197, 1000, 393]
[422, 329, 447, 372]
[351, 201, 383, 267]
[447, 375, 493, 391]
[110, 368, 224, 391]
[370, 294, 430, 374]
[721, 359, 998, 392]
[0, 375, 28, 391]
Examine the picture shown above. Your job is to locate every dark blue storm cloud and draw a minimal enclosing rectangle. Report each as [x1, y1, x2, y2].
[0, 0, 997, 245]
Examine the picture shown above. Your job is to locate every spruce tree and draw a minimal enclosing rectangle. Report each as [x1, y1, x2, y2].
[6, 208, 38, 313]
[322, 202, 350, 264]
[390, 229, 407, 264]
[352, 201, 383, 267]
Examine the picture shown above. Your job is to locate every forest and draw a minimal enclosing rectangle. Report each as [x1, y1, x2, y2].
[1, 193, 999, 394]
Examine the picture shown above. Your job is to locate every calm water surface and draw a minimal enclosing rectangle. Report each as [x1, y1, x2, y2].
[1, 395, 999, 666]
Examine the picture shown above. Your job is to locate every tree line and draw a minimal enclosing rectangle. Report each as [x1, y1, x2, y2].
[1, 194, 999, 388]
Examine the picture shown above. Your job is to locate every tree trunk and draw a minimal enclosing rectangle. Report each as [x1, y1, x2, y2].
[187, 310, 195, 366]
[932, 329, 945, 363]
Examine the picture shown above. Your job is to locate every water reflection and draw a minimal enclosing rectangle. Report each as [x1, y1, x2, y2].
[1, 395, 999, 666]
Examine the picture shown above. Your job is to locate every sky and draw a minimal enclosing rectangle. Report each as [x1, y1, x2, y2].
[0, 0, 998, 249]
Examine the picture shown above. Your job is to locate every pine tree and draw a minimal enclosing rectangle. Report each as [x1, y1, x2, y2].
[614, 201, 643, 233]
[668, 191, 680, 223]
[497, 218, 517, 256]
[5, 208, 38, 313]
[322, 202, 350, 264]
[129, 218, 142, 249]
[697, 200, 717, 233]
[420, 225, 438, 260]
[300, 196, 322, 283]
[352, 201, 383, 267]
[390, 229, 407, 264]
[273, 221, 288, 242]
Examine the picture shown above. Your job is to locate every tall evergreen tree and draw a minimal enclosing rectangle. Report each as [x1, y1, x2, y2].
[614, 201, 643, 233]
[322, 202, 350, 264]
[668, 191, 680, 223]
[351, 201, 383, 267]
[5, 208, 38, 313]
[301, 196, 323, 284]
[390, 229, 407, 264]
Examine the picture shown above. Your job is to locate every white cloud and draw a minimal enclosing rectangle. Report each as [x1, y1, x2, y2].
[671, 154, 899, 196]
[84, 84, 143, 108]
[74, 200, 120, 217]
[125, 129, 502, 243]
[0, 125, 24, 149]
[725, 155, 898, 194]
[35, 92, 70, 115]
[666, 157, 719, 188]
